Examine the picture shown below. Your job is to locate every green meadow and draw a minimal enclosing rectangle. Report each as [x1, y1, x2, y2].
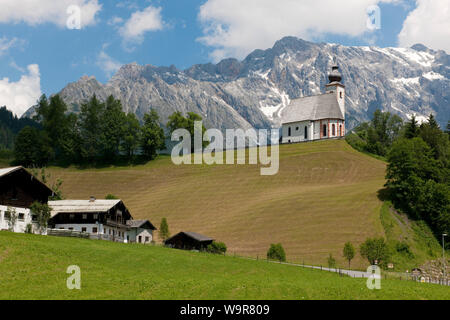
[0, 232, 448, 300]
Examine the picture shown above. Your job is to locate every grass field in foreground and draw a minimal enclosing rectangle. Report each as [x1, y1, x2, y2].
[41, 140, 387, 269]
[0, 232, 448, 300]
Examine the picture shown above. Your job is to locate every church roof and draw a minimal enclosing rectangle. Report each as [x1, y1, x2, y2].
[281, 92, 344, 124]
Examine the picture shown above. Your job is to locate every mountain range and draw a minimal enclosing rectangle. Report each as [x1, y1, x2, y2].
[23, 36, 450, 130]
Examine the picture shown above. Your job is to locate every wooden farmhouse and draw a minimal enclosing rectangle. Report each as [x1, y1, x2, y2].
[0, 166, 156, 244]
[48, 198, 156, 244]
[0, 166, 53, 233]
[165, 232, 214, 251]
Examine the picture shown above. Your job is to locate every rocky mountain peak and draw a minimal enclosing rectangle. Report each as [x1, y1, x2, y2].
[23, 37, 449, 131]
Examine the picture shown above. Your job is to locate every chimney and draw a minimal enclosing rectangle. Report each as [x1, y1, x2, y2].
[89, 196, 96, 202]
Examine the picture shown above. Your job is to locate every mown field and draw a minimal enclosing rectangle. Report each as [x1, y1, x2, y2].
[40, 140, 388, 268]
[0, 232, 448, 300]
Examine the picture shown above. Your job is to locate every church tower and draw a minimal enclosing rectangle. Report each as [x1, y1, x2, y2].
[325, 62, 345, 119]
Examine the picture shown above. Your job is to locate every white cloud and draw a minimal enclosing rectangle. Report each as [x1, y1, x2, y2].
[119, 6, 164, 43]
[398, 0, 450, 53]
[108, 16, 124, 26]
[0, 0, 101, 28]
[198, 0, 402, 61]
[0, 37, 25, 56]
[0, 64, 41, 117]
[96, 49, 122, 78]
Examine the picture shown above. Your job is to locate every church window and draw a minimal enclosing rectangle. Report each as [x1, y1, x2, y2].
[340, 92, 343, 99]
[323, 124, 327, 137]
[304, 127, 308, 140]
[288, 127, 291, 136]
[340, 125, 343, 136]
[332, 124, 336, 136]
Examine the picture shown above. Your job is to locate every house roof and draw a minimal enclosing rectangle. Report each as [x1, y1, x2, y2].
[0, 166, 23, 177]
[48, 199, 122, 217]
[166, 231, 214, 243]
[0, 166, 53, 199]
[281, 92, 344, 124]
[126, 219, 157, 230]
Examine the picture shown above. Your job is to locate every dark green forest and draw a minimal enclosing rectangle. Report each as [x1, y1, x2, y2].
[347, 111, 449, 245]
[0, 106, 40, 150]
[10, 94, 206, 167]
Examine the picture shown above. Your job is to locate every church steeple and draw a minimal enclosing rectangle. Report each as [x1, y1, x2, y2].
[325, 59, 345, 119]
[328, 63, 342, 83]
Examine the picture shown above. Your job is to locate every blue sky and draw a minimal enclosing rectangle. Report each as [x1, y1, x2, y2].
[0, 0, 449, 116]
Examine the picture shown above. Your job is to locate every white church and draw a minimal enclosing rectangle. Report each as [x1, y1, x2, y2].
[281, 63, 346, 143]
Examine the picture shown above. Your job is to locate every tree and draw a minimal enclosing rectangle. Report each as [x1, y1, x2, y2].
[347, 110, 403, 157]
[30, 202, 52, 234]
[267, 243, 286, 262]
[159, 218, 170, 241]
[140, 110, 165, 160]
[105, 194, 119, 199]
[100, 96, 126, 161]
[327, 254, 336, 268]
[386, 138, 444, 220]
[79, 95, 105, 161]
[34, 94, 71, 158]
[14, 126, 53, 167]
[6, 207, 18, 232]
[122, 113, 141, 160]
[167, 111, 208, 152]
[58, 113, 81, 163]
[343, 242, 355, 269]
[404, 114, 420, 139]
[360, 238, 390, 268]
[419, 114, 450, 165]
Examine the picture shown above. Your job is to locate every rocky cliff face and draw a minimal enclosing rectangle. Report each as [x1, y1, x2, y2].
[24, 37, 450, 130]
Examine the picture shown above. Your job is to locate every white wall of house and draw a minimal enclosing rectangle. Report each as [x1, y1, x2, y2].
[128, 228, 153, 244]
[0, 205, 43, 234]
[282, 121, 312, 144]
[283, 119, 345, 143]
[54, 223, 130, 243]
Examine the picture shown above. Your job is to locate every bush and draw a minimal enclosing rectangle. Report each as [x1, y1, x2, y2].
[345, 133, 367, 153]
[207, 241, 227, 255]
[394, 241, 414, 259]
[267, 243, 286, 262]
[360, 237, 390, 268]
[25, 224, 33, 234]
[327, 254, 336, 268]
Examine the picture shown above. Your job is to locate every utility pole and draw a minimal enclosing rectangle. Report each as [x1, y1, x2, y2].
[443, 234, 447, 282]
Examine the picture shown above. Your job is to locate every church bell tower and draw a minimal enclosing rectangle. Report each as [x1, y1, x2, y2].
[325, 61, 345, 119]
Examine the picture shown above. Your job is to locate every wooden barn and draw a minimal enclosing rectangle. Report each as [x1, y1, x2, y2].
[165, 232, 214, 251]
[0, 166, 53, 233]
[0, 166, 53, 208]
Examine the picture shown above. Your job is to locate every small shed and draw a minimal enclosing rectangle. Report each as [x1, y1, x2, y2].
[164, 232, 214, 251]
[126, 219, 157, 244]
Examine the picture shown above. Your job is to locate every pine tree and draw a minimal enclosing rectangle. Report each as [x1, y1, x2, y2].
[404, 114, 419, 139]
[141, 110, 165, 160]
[159, 218, 170, 241]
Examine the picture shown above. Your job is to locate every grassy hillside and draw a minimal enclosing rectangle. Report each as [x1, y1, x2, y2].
[42, 140, 387, 268]
[0, 232, 448, 300]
